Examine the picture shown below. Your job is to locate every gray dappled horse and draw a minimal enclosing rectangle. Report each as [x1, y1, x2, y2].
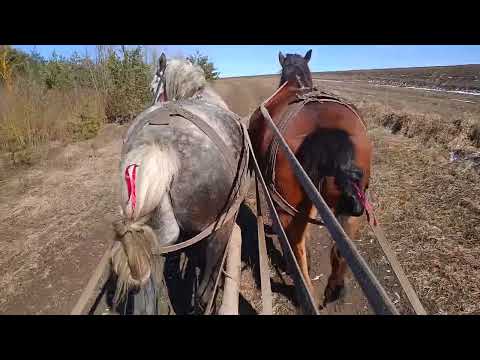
[110, 54, 249, 314]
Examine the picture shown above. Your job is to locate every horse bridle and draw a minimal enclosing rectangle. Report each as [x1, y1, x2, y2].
[152, 70, 166, 105]
[281, 61, 312, 89]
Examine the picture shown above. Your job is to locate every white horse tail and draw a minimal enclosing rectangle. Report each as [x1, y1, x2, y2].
[110, 143, 179, 304]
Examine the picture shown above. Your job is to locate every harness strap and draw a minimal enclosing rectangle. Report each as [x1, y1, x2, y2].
[266, 98, 325, 224]
[120, 102, 248, 256]
[166, 103, 237, 178]
[264, 87, 367, 225]
[270, 184, 325, 226]
[151, 120, 250, 255]
[151, 189, 246, 255]
[306, 97, 366, 130]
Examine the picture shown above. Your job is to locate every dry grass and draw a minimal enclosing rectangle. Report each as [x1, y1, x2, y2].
[365, 126, 480, 314]
[358, 101, 478, 150]
[469, 120, 480, 148]
[344, 96, 480, 314]
[0, 79, 105, 166]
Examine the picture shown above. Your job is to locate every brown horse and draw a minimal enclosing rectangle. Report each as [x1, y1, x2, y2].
[248, 50, 373, 306]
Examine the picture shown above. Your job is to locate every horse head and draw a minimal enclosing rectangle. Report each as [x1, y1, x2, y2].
[278, 49, 313, 89]
[150, 53, 208, 105]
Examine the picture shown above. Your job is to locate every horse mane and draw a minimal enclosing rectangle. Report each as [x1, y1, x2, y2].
[164, 58, 207, 101]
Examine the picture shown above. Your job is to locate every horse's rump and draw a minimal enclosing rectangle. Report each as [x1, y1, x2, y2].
[247, 82, 373, 221]
[248, 83, 370, 184]
[123, 100, 250, 236]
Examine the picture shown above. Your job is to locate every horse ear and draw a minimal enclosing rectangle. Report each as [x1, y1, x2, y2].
[278, 51, 286, 67]
[304, 49, 312, 62]
[157, 53, 167, 74]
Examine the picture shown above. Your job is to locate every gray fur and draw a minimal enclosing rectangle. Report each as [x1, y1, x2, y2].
[114, 57, 249, 312]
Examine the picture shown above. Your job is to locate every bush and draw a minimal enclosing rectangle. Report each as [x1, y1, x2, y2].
[103, 46, 151, 123]
[0, 45, 222, 167]
[0, 45, 154, 166]
[0, 80, 105, 163]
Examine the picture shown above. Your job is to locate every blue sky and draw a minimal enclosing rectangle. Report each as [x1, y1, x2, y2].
[13, 45, 480, 78]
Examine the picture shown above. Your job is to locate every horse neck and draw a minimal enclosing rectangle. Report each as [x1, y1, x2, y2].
[197, 85, 230, 111]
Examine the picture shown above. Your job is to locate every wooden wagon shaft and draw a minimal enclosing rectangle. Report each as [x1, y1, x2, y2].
[71, 248, 111, 315]
[255, 176, 273, 315]
[259, 105, 399, 315]
[243, 123, 320, 315]
[218, 224, 243, 315]
[367, 216, 427, 315]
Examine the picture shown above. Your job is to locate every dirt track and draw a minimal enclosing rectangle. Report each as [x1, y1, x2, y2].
[1, 75, 479, 314]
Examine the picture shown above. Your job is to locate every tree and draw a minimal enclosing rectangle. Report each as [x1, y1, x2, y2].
[187, 51, 220, 80]
[0, 45, 34, 90]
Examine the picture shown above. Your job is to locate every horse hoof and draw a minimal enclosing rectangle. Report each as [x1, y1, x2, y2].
[323, 283, 346, 306]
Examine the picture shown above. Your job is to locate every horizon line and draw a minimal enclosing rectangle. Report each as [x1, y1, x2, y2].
[219, 62, 480, 79]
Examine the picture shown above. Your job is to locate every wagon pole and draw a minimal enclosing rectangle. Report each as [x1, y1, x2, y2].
[244, 124, 320, 315]
[367, 214, 427, 315]
[259, 105, 399, 315]
[71, 248, 111, 315]
[218, 224, 243, 315]
[255, 175, 273, 315]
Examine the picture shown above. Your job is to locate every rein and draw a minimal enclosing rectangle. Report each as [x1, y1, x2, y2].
[152, 73, 166, 106]
[352, 182, 377, 227]
[153, 81, 160, 105]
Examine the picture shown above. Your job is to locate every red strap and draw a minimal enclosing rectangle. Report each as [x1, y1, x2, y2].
[353, 183, 377, 227]
[125, 164, 139, 217]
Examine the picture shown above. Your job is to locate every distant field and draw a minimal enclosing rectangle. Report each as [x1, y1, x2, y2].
[312, 64, 480, 92]
[222, 64, 480, 92]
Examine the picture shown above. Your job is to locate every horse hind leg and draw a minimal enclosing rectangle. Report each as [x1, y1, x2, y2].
[324, 215, 360, 305]
[150, 194, 181, 247]
[324, 244, 348, 306]
[196, 215, 237, 314]
[280, 210, 315, 300]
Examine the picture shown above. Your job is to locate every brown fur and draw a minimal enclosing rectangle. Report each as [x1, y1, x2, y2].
[248, 82, 373, 306]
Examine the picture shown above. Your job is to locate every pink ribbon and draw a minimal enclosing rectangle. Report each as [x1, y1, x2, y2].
[352, 182, 377, 227]
[125, 164, 139, 216]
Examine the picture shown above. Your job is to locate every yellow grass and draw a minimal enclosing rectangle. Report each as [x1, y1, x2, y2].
[0, 79, 105, 165]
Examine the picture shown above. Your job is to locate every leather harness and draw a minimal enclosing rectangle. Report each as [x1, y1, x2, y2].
[121, 102, 249, 255]
[264, 87, 366, 225]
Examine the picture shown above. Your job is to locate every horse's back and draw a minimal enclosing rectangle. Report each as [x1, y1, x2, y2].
[248, 86, 370, 160]
[124, 100, 248, 235]
[248, 85, 373, 199]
